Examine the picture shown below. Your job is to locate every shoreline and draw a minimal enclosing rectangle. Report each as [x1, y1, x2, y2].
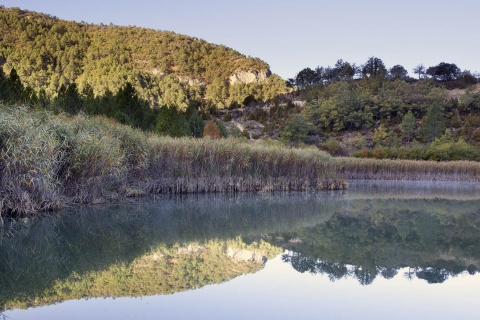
[2, 106, 480, 218]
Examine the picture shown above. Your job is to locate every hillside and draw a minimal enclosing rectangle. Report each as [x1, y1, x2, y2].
[0, 6, 287, 108]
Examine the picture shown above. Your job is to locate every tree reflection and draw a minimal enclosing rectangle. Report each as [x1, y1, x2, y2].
[283, 251, 478, 285]
[278, 197, 480, 285]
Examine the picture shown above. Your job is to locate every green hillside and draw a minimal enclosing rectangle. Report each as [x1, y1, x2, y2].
[0, 6, 287, 108]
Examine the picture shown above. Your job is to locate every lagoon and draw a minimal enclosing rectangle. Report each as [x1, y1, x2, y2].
[2, 181, 480, 319]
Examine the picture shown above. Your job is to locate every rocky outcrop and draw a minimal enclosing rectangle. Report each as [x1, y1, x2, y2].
[226, 247, 266, 264]
[229, 69, 272, 85]
[177, 75, 205, 87]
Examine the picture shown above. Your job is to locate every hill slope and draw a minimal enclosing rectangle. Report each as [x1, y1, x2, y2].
[0, 6, 286, 108]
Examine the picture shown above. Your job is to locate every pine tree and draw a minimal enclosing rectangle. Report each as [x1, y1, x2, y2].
[400, 111, 416, 144]
[7, 68, 24, 102]
[421, 103, 445, 143]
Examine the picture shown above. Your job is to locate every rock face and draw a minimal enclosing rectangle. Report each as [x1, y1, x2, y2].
[226, 248, 266, 264]
[229, 69, 272, 85]
[177, 75, 205, 87]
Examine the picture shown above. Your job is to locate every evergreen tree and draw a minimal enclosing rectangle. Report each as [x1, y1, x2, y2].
[400, 111, 416, 144]
[82, 84, 97, 114]
[0, 68, 10, 101]
[186, 107, 205, 138]
[421, 103, 445, 143]
[55, 83, 83, 115]
[7, 68, 24, 102]
[155, 106, 189, 137]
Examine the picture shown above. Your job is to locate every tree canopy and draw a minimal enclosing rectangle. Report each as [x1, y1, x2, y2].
[0, 6, 287, 109]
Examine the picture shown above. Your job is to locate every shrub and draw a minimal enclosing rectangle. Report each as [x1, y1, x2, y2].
[372, 146, 386, 159]
[203, 121, 221, 139]
[320, 138, 342, 156]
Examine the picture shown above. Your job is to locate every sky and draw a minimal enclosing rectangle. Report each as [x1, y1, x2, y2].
[3, 0, 480, 79]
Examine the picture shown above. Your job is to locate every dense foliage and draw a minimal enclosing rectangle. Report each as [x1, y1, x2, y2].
[0, 6, 288, 109]
[280, 56, 480, 161]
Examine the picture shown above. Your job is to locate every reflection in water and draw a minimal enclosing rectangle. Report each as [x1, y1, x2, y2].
[1, 182, 480, 312]
[0, 193, 333, 311]
[278, 181, 480, 285]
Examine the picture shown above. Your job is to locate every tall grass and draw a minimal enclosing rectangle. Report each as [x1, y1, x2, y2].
[4, 105, 479, 217]
[335, 157, 480, 181]
[0, 105, 343, 217]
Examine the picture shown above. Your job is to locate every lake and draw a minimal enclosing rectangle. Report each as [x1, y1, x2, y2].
[2, 180, 480, 319]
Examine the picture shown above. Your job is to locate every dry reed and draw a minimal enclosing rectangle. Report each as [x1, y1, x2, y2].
[0, 106, 344, 217]
[335, 157, 480, 181]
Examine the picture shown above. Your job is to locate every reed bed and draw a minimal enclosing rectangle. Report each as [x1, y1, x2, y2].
[0, 106, 343, 217]
[335, 157, 480, 181]
[5, 105, 480, 217]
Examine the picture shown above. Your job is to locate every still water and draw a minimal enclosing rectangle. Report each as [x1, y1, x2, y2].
[2, 181, 480, 319]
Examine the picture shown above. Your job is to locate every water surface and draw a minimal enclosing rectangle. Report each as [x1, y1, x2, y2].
[2, 181, 480, 319]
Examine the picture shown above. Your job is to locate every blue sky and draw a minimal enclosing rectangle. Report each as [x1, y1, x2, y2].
[4, 0, 480, 79]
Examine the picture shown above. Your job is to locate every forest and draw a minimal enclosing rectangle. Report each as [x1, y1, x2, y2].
[0, 6, 288, 111]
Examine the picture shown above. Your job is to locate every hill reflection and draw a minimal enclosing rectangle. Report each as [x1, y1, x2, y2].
[1, 182, 480, 310]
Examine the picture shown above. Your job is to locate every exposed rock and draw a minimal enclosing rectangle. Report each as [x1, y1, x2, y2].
[148, 68, 165, 76]
[177, 244, 202, 254]
[226, 247, 266, 264]
[177, 75, 205, 87]
[229, 69, 271, 85]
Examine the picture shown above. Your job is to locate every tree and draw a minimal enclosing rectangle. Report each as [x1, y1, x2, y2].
[205, 78, 228, 108]
[155, 106, 189, 137]
[373, 124, 392, 147]
[389, 65, 408, 80]
[0, 67, 11, 100]
[421, 103, 445, 143]
[324, 59, 356, 83]
[361, 57, 387, 79]
[114, 82, 145, 127]
[400, 111, 416, 144]
[186, 107, 205, 138]
[280, 114, 312, 143]
[413, 64, 426, 79]
[54, 83, 84, 115]
[7, 68, 24, 101]
[426, 62, 461, 81]
[295, 67, 321, 89]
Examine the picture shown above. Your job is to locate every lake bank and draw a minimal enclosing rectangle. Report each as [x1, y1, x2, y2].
[3, 106, 480, 218]
[0, 106, 345, 217]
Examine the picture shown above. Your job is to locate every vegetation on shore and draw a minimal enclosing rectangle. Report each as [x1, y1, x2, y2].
[335, 157, 480, 181]
[1, 8, 480, 219]
[275, 57, 480, 161]
[0, 105, 345, 217]
[4, 105, 480, 218]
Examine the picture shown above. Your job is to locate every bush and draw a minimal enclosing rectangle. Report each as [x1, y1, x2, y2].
[203, 121, 221, 139]
[372, 146, 386, 159]
[426, 138, 480, 161]
[280, 114, 313, 144]
[319, 138, 342, 156]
